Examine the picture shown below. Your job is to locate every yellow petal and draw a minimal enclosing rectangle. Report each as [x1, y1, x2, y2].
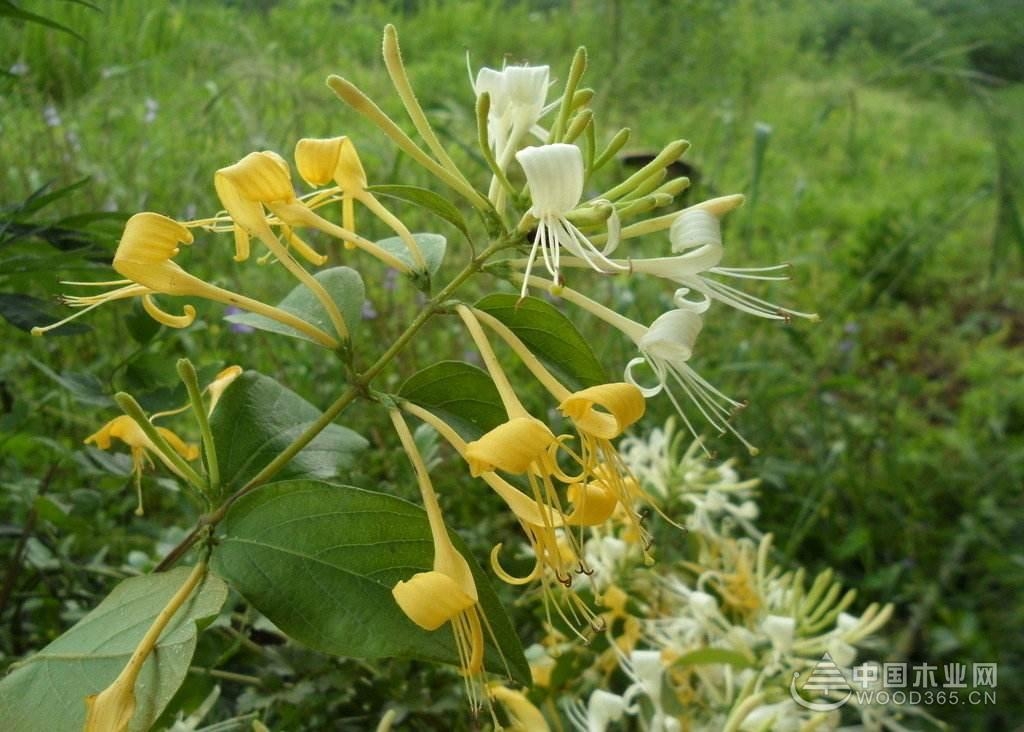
[564, 480, 618, 526]
[333, 137, 368, 191]
[489, 685, 550, 732]
[206, 365, 243, 413]
[155, 426, 199, 461]
[559, 382, 645, 440]
[219, 151, 295, 203]
[141, 295, 196, 328]
[112, 213, 196, 291]
[295, 136, 344, 187]
[391, 570, 476, 631]
[464, 417, 556, 476]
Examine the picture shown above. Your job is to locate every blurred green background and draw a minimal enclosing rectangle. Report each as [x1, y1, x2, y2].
[1, 0, 1021, 729]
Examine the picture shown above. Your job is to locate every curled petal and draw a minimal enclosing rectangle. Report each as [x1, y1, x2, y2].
[464, 417, 556, 476]
[113, 213, 196, 291]
[114, 212, 193, 265]
[489, 685, 551, 732]
[220, 151, 294, 202]
[142, 295, 196, 328]
[489, 543, 541, 585]
[392, 570, 476, 631]
[560, 382, 645, 440]
[672, 287, 712, 313]
[670, 207, 722, 253]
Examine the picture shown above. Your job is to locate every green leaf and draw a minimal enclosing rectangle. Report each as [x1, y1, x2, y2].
[369, 184, 471, 241]
[29, 357, 112, 406]
[399, 360, 506, 440]
[0, 293, 89, 334]
[475, 293, 608, 390]
[225, 266, 363, 345]
[211, 479, 530, 684]
[376, 232, 446, 282]
[209, 370, 368, 492]
[0, 567, 227, 732]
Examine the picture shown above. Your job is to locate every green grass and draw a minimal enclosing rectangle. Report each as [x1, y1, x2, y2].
[2, 0, 1022, 728]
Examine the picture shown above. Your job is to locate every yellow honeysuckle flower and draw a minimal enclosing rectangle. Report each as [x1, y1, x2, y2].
[294, 136, 425, 268]
[214, 150, 328, 266]
[388, 410, 489, 709]
[216, 150, 415, 275]
[85, 414, 198, 515]
[411, 403, 604, 637]
[559, 382, 656, 550]
[488, 685, 551, 732]
[32, 214, 339, 348]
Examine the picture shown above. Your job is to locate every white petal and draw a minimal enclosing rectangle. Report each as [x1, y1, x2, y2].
[670, 207, 722, 253]
[639, 309, 704, 363]
[517, 143, 584, 216]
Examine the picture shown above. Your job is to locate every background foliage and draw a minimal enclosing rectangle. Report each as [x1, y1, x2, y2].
[1, 0, 1021, 729]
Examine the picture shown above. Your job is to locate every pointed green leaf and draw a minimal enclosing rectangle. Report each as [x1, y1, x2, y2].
[369, 184, 471, 241]
[225, 266, 363, 345]
[376, 232, 446, 281]
[209, 370, 368, 491]
[475, 293, 607, 390]
[399, 360, 506, 440]
[0, 567, 227, 732]
[211, 479, 530, 685]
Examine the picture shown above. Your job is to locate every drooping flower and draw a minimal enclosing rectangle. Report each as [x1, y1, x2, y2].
[631, 199, 817, 321]
[85, 414, 198, 514]
[626, 307, 756, 454]
[516, 143, 625, 297]
[388, 410, 489, 708]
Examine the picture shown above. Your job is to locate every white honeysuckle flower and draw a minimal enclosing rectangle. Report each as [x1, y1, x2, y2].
[516, 143, 626, 296]
[625, 308, 756, 454]
[572, 202, 817, 321]
[474, 64, 551, 165]
[665, 207, 816, 321]
[762, 614, 796, 652]
[565, 689, 631, 732]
